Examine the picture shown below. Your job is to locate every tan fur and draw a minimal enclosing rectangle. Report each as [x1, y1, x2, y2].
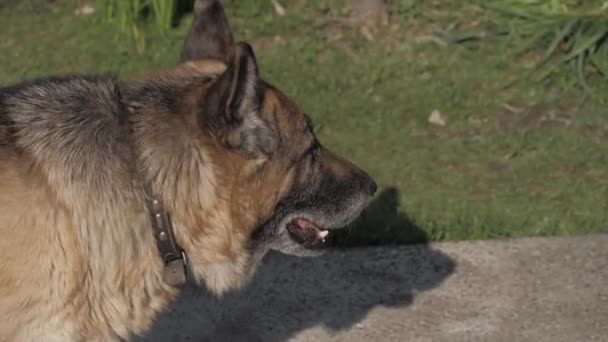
[0, 1, 376, 340]
[0, 148, 175, 341]
[0, 69, 302, 341]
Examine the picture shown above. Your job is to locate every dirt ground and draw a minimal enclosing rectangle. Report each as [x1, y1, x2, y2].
[137, 234, 608, 341]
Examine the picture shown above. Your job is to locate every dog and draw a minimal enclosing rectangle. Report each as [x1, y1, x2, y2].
[0, 0, 376, 340]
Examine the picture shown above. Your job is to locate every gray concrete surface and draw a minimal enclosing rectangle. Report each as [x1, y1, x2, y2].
[139, 234, 608, 342]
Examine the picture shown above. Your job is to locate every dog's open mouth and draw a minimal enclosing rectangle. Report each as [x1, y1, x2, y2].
[286, 218, 330, 248]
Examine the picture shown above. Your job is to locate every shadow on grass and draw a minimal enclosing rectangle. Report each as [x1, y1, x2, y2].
[331, 186, 429, 247]
[139, 188, 455, 341]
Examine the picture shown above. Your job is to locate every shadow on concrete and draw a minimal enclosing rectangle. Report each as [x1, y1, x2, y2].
[139, 188, 456, 341]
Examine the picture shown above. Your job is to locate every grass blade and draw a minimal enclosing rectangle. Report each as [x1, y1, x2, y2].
[484, 3, 543, 20]
[509, 29, 550, 56]
[544, 19, 579, 58]
[562, 22, 608, 61]
[576, 49, 592, 93]
[588, 44, 608, 75]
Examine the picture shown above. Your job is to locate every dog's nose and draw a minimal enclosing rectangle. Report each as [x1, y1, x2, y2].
[354, 169, 377, 197]
[367, 179, 378, 196]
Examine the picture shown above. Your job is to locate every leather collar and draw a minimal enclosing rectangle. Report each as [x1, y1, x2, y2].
[143, 183, 187, 286]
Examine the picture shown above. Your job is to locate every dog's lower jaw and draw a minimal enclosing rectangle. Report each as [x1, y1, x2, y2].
[270, 229, 327, 257]
[193, 236, 276, 294]
[192, 252, 259, 294]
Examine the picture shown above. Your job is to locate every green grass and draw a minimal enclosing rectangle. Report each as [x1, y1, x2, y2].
[483, 0, 608, 95]
[1, 1, 606, 246]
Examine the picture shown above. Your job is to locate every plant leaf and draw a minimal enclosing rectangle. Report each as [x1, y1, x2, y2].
[562, 21, 608, 61]
[576, 50, 592, 93]
[544, 19, 579, 58]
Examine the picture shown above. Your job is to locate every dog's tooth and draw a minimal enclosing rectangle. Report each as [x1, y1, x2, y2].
[318, 230, 329, 239]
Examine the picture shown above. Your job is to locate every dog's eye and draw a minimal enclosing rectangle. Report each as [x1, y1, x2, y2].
[307, 123, 314, 134]
[303, 116, 314, 134]
[293, 139, 318, 167]
[306, 140, 320, 161]
[310, 137, 320, 151]
[312, 143, 320, 157]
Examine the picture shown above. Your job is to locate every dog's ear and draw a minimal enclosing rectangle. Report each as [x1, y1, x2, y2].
[202, 43, 277, 156]
[179, 0, 235, 63]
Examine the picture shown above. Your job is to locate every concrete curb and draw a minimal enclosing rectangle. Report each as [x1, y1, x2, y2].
[139, 234, 608, 341]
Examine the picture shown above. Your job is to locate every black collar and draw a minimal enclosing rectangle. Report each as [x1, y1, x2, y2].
[143, 183, 187, 286]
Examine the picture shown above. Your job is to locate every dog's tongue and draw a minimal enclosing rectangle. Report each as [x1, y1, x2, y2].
[287, 218, 328, 244]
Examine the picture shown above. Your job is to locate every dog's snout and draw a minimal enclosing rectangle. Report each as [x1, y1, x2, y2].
[355, 170, 376, 197]
[366, 178, 377, 196]
[321, 147, 376, 197]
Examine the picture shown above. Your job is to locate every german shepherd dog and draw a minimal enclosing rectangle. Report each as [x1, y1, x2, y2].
[0, 1, 376, 340]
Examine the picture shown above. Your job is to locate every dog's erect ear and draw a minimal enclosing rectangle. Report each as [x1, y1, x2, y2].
[202, 43, 277, 156]
[180, 0, 235, 63]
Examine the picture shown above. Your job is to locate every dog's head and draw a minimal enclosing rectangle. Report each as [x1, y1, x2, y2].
[136, 0, 375, 292]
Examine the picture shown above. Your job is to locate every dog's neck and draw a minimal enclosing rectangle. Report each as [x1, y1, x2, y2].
[142, 183, 187, 286]
[123, 77, 268, 294]
[120, 79, 203, 287]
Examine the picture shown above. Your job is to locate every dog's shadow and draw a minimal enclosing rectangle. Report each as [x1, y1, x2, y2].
[138, 188, 456, 342]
